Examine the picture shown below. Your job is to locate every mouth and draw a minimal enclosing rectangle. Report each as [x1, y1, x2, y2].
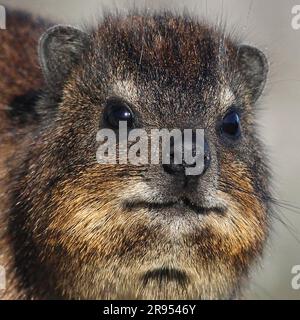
[124, 196, 226, 215]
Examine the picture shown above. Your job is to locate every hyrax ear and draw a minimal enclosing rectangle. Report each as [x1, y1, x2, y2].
[237, 45, 268, 102]
[39, 25, 89, 90]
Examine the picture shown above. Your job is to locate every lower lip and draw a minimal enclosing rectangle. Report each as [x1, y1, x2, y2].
[149, 202, 224, 216]
[123, 200, 226, 217]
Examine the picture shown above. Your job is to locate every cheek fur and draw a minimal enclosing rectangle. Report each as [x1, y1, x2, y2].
[210, 157, 269, 257]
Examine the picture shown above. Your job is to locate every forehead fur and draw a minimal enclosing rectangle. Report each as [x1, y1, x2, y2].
[88, 12, 238, 86]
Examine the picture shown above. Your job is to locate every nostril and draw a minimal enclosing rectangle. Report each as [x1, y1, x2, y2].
[162, 163, 185, 175]
[203, 140, 211, 174]
[162, 138, 211, 177]
[204, 153, 210, 165]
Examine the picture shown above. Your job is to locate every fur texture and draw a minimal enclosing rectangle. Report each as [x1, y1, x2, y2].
[0, 10, 270, 299]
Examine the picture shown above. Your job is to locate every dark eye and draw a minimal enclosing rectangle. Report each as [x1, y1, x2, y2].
[221, 111, 241, 139]
[104, 100, 134, 129]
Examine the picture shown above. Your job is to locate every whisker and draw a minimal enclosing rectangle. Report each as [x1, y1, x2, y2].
[218, 178, 300, 245]
[219, 179, 300, 214]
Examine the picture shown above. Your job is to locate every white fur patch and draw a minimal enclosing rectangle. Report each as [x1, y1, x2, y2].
[220, 87, 235, 106]
[113, 80, 138, 100]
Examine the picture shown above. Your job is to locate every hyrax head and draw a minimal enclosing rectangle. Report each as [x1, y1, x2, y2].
[15, 12, 270, 299]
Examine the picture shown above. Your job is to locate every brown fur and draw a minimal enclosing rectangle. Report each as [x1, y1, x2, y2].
[0, 10, 270, 299]
[0, 10, 49, 299]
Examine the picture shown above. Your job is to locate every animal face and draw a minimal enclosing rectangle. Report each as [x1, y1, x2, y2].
[14, 13, 270, 299]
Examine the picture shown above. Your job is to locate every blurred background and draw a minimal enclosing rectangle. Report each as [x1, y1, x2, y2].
[1, 0, 300, 299]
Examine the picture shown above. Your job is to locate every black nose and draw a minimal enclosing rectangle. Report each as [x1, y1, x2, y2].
[162, 137, 211, 177]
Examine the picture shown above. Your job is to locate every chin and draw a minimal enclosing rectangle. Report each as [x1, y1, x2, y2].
[38, 181, 267, 300]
